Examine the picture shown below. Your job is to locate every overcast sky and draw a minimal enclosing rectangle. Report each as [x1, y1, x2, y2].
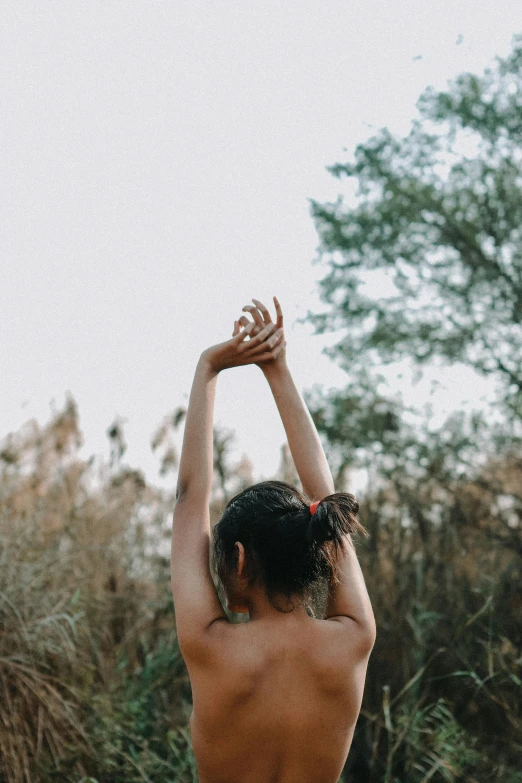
[2, 1, 521, 487]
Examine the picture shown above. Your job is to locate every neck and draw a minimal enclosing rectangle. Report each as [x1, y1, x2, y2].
[242, 586, 311, 622]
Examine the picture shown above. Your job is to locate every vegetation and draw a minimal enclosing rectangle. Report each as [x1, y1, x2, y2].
[309, 34, 522, 420]
[307, 33, 522, 782]
[2, 34, 522, 783]
[0, 399, 252, 783]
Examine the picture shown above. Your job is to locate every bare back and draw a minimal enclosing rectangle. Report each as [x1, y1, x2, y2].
[187, 615, 371, 783]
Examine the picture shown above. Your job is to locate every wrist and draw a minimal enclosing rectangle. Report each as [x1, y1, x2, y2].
[261, 359, 290, 383]
[198, 351, 220, 378]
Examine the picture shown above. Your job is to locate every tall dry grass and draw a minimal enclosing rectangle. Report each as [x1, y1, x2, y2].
[344, 457, 522, 782]
[0, 398, 196, 782]
[1, 398, 521, 782]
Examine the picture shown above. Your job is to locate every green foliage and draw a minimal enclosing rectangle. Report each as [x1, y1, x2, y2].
[82, 631, 198, 782]
[309, 34, 522, 418]
[307, 37, 522, 783]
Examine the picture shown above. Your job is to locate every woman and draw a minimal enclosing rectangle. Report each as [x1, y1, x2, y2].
[171, 296, 375, 783]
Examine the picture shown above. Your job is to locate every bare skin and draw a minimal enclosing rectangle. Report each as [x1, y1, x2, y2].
[171, 297, 375, 783]
[188, 613, 370, 783]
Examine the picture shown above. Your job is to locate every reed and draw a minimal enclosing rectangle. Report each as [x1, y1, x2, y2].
[0, 399, 520, 782]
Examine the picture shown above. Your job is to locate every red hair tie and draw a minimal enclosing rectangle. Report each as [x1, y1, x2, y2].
[309, 501, 320, 516]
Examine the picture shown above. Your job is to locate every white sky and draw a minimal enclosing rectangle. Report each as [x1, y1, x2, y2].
[2, 1, 521, 487]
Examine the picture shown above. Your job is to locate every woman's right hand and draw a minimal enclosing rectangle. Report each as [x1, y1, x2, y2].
[233, 296, 287, 372]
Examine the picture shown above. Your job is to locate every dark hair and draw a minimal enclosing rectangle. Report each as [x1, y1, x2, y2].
[211, 480, 366, 613]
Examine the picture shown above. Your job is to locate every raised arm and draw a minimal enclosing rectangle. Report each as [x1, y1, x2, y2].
[237, 298, 375, 643]
[239, 297, 334, 501]
[264, 362, 335, 500]
[171, 319, 285, 656]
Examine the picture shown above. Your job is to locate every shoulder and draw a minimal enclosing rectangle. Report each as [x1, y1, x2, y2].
[313, 617, 376, 666]
[180, 617, 258, 673]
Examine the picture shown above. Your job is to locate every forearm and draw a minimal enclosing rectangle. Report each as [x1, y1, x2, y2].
[176, 354, 217, 500]
[263, 363, 334, 500]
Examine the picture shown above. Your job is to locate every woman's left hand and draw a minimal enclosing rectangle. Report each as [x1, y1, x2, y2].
[202, 319, 286, 374]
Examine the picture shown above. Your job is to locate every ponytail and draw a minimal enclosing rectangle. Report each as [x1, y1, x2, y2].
[308, 493, 365, 543]
[307, 493, 368, 584]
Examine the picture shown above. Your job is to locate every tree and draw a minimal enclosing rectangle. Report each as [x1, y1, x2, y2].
[308, 34, 522, 422]
[305, 39, 522, 781]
